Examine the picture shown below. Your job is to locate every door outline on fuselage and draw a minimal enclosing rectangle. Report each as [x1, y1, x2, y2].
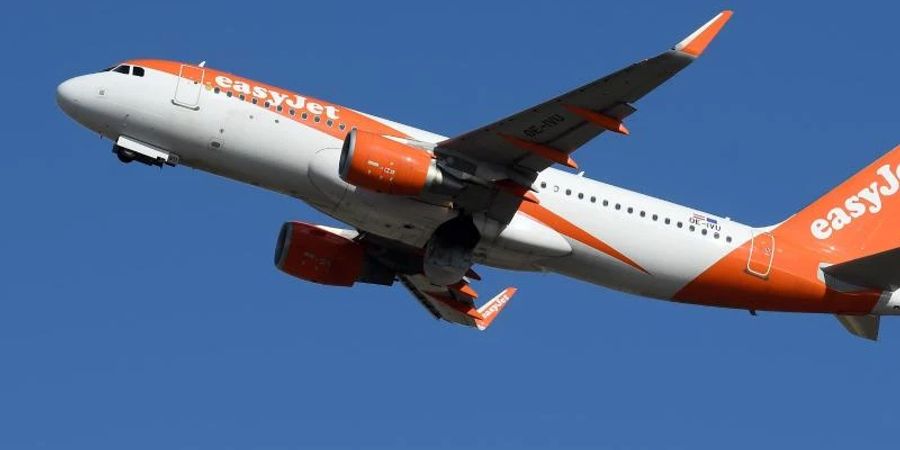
[172, 64, 204, 110]
[746, 230, 775, 279]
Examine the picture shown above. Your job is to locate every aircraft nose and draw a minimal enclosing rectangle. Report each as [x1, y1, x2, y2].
[56, 76, 87, 117]
[57, 78, 75, 113]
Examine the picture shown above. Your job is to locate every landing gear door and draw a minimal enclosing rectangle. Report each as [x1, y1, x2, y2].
[172, 64, 204, 109]
[746, 231, 775, 279]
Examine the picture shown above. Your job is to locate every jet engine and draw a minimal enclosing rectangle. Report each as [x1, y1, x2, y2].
[274, 221, 394, 287]
[338, 129, 463, 196]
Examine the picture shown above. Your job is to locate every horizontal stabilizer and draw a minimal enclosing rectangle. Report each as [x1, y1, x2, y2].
[823, 247, 900, 291]
[836, 314, 880, 341]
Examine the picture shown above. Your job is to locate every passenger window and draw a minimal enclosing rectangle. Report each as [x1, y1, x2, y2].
[590, 196, 596, 203]
[540, 182, 547, 189]
[652, 214, 658, 221]
[113, 65, 130, 74]
[577, 193, 583, 199]
[627, 207, 633, 214]
[677, 222, 683, 228]
[701, 229, 708, 235]
[132, 66, 145, 77]
[602, 200, 609, 207]
[565, 189, 571, 196]
[726, 236, 733, 243]
[664, 218, 671, 224]
[615, 204, 621, 210]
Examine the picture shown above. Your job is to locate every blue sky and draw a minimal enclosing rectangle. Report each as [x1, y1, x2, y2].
[2, 0, 899, 448]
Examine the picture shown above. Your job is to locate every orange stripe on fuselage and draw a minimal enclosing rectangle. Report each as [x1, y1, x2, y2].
[126, 59, 410, 141]
[672, 235, 883, 314]
[519, 201, 648, 274]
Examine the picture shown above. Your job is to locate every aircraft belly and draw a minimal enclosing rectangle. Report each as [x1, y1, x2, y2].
[476, 212, 573, 270]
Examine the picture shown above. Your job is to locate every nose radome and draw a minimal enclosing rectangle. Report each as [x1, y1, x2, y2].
[56, 78, 79, 113]
[56, 75, 95, 119]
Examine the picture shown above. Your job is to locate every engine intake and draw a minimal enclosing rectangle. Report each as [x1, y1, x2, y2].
[338, 129, 462, 196]
[274, 222, 394, 287]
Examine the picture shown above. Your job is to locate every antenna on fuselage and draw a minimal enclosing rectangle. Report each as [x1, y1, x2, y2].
[198, 61, 207, 68]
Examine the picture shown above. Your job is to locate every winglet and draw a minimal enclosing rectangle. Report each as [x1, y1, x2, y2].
[475, 287, 517, 331]
[673, 11, 733, 57]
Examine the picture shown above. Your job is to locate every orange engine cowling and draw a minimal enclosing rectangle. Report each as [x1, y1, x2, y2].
[338, 129, 462, 196]
[274, 222, 393, 287]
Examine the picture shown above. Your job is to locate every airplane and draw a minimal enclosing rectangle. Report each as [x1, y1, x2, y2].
[57, 11, 900, 340]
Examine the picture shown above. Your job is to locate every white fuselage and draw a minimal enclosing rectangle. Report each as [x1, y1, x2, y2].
[57, 63, 754, 302]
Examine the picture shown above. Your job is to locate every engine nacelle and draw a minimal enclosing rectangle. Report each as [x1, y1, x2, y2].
[338, 129, 462, 196]
[423, 215, 481, 286]
[274, 222, 394, 287]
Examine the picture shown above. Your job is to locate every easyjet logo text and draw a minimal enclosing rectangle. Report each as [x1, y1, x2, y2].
[810, 164, 900, 240]
[480, 292, 511, 318]
[214, 75, 339, 119]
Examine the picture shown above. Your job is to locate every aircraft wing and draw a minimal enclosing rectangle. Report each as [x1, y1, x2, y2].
[354, 233, 517, 330]
[435, 11, 732, 180]
[399, 273, 516, 330]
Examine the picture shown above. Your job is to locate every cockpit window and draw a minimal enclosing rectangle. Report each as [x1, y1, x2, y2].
[132, 66, 145, 77]
[113, 65, 130, 74]
[101, 66, 116, 72]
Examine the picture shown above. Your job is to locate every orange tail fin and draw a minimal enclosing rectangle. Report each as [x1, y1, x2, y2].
[777, 144, 900, 262]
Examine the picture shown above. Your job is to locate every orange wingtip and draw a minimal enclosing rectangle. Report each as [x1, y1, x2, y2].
[674, 10, 733, 57]
[475, 287, 517, 331]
